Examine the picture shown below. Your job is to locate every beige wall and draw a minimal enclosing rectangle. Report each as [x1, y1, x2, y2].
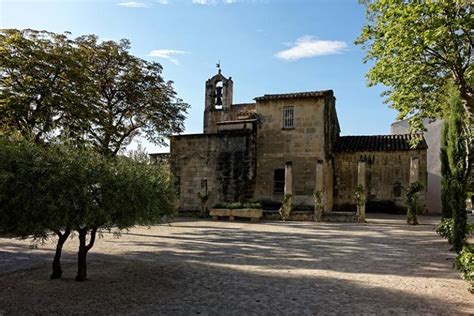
[170, 130, 256, 211]
[253, 96, 337, 209]
[333, 150, 428, 212]
[391, 119, 442, 213]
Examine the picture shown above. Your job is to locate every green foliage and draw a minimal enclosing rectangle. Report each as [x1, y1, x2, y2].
[353, 185, 365, 207]
[213, 202, 262, 210]
[0, 138, 174, 278]
[436, 218, 474, 246]
[0, 29, 88, 143]
[313, 189, 323, 222]
[0, 138, 70, 238]
[0, 29, 189, 155]
[440, 119, 452, 218]
[455, 245, 474, 291]
[0, 138, 174, 232]
[353, 184, 366, 223]
[356, 1, 474, 131]
[279, 193, 292, 221]
[406, 182, 423, 225]
[73, 35, 189, 156]
[436, 218, 454, 245]
[444, 89, 470, 253]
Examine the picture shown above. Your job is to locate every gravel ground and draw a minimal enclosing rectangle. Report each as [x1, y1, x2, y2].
[0, 214, 473, 315]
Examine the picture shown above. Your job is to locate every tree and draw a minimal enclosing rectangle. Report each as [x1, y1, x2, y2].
[356, 1, 473, 130]
[74, 155, 175, 281]
[446, 90, 470, 252]
[440, 120, 452, 219]
[0, 138, 83, 278]
[0, 29, 188, 278]
[0, 29, 189, 156]
[0, 29, 87, 143]
[72, 35, 189, 157]
[0, 138, 175, 281]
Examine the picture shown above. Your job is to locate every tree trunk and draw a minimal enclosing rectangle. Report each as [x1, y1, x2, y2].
[50, 229, 70, 279]
[75, 228, 97, 282]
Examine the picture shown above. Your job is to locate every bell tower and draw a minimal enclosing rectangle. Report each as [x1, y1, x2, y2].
[203, 64, 233, 133]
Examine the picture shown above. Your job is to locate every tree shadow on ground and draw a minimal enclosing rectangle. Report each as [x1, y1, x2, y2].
[0, 215, 470, 314]
[115, 218, 456, 279]
[0, 253, 471, 315]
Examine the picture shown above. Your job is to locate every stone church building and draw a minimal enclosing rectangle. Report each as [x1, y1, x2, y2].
[168, 70, 428, 214]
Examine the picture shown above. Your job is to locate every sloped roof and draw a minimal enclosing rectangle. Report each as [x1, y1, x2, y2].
[254, 90, 333, 101]
[334, 134, 428, 152]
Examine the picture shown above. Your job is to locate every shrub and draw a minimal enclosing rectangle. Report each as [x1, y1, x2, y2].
[313, 189, 323, 222]
[213, 202, 262, 209]
[455, 245, 474, 291]
[406, 182, 423, 225]
[0, 138, 175, 281]
[436, 218, 474, 246]
[279, 193, 292, 221]
[436, 218, 454, 244]
[353, 184, 366, 223]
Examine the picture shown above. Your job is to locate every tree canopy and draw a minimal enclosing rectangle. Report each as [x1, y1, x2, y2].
[0, 29, 86, 142]
[0, 29, 189, 155]
[73, 35, 189, 156]
[0, 137, 175, 279]
[356, 1, 473, 131]
[0, 29, 184, 281]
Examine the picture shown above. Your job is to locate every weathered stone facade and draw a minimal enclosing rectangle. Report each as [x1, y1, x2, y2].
[170, 129, 256, 211]
[167, 70, 428, 214]
[333, 149, 427, 213]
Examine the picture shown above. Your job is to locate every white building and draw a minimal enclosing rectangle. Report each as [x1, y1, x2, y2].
[391, 119, 442, 213]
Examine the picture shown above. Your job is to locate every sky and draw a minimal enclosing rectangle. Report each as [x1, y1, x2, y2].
[0, 0, 400, 153]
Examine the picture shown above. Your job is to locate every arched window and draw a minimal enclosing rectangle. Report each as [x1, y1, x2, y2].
[215, 81, 223, 109]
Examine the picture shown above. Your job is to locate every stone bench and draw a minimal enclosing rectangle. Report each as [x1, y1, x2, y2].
[209, 209, 263, 222]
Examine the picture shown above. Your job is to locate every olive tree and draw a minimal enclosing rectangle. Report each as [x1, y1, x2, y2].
[0, 138, 175, 281]
[0, 29, 187, 278]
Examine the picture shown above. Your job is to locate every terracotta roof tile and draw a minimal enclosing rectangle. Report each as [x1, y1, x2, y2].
[334, 134, 427, 152]
[254, 90, 333, 101]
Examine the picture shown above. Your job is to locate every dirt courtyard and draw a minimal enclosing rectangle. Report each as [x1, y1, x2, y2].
[0, 215, 472, 315]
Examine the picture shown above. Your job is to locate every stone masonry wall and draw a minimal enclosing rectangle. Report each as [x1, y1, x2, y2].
[253, 96, 337, 210]
[170, 129, 256, 211]
[333, 150, 428, 213]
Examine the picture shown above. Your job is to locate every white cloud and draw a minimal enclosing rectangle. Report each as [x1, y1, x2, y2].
[275, 36, 347, 61]
[148, 49, 188, 65]
[117, 1, 149, 8]
[156, 0, 168, 4]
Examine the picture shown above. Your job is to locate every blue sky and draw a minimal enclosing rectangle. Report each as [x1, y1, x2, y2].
[1, 0, 400, 153]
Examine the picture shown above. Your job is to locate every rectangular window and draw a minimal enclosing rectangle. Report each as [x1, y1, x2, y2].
[273, 169, 285, 194]
[283, 106, 294, 129]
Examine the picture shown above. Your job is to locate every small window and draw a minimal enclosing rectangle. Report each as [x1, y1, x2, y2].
[283, 106, 294, 129]
[273, 169, 285, 193]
